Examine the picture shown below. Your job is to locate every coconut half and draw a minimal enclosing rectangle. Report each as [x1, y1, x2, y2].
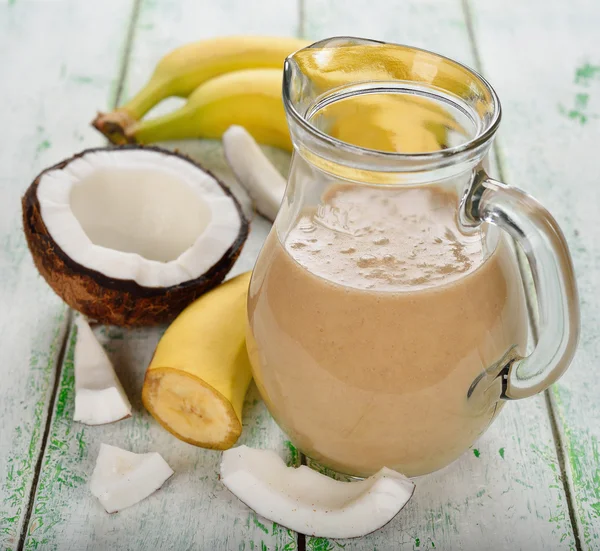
[223, 125, 286, 221]
[90, 443, 173, 513]
[22, 146, 249, 326]
[220, 445, 415, 538]
[73, 316, 132, 425]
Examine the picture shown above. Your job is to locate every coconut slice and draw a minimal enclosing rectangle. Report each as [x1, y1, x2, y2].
[223, 125, 286, 221]
[220, 445, 415, 538]
[22, 146, 249, 326]
[73, 317, 132, 425]
[90, 443, 174, 513]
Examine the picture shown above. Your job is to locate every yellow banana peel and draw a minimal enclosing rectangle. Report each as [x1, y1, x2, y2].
[93, 35, 307, 144]
[142, 272, 252, 450]
[127, 68, 291, 150]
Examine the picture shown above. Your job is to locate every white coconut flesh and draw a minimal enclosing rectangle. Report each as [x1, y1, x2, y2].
[36, 149, 242, 287]
[90, 443, 174, 513]
[220, 445, 415, 538]
[73, 316, 132, 425]
[223, 125, 286, 221]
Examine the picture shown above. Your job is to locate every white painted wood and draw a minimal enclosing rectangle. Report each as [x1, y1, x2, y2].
[122, 0, 297, 277]
[6, 0, 594, 549]
[0, 1, 135, 549]
[21, 1, 300, 549]
[300, 1, 576, 549]
[467, 0, 600, 547]
[24, 324, 299, 551]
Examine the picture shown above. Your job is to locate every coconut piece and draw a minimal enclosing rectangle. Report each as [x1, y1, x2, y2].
[22, 146, 249, 326]
[73, 317, 131, 425]
[220, 445, 415, 538]
[90, 443, 173, 513]
[223, 125, 286, 221]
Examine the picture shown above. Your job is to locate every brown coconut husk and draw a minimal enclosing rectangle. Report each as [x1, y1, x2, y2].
[22, 145, 249, 327]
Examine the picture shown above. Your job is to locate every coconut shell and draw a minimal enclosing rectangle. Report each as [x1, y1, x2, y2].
[22, 146, 249, 327]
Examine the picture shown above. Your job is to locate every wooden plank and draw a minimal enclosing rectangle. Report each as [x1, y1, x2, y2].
[24, 324, 299, 551]
[0, 1, 136, 549]
[21, 1, 301, 549]
[122, 0, 297, 275]
[300, 1, 576, 550]
[466, 0, 600, 547]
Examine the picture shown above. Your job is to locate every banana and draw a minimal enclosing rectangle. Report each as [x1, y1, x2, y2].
[93, 35, 307, 143]
[142, 272, 252, 450]
[124, 68, 292, 151]
[324, 93, 466, 153]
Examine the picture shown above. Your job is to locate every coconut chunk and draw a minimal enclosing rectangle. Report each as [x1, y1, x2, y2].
[90, 443, 173, 513]
[73, 317, 132, 425]
[223, 125, 286, 221]
[220, 445, 415, 538]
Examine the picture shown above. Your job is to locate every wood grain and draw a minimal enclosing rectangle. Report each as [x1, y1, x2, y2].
[0, 1, 135, 548]
[4, 0, 595, 549]
[467, 0, 600, 547]
[20, 1, 300, 549]
[23, 323, 299, 551]
[301, 0, 576, 549]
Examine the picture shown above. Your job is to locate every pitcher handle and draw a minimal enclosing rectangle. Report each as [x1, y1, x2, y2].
[465, 173, 580, 399]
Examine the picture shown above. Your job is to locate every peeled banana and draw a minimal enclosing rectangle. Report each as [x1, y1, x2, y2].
[123, 68, 291, 151]
[93, 35, 307, 144]
[142, 272, 252, 450]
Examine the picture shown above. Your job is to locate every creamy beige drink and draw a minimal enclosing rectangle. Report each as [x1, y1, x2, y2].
[247, 184, 528, 477]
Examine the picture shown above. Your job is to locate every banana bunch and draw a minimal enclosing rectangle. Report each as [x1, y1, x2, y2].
[93, 36, 308, 151]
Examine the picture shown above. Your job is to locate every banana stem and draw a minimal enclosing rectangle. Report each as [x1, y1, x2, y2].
[129, 107, 201, 144]
[92, 78, 173, 144]
[120, 77, 172, 120]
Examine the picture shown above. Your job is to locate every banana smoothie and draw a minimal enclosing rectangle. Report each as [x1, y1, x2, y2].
[247, 184, 528, 477]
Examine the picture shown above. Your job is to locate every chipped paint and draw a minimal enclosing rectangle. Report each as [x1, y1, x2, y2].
[575, 63, 600, 85]
[307, 537, 346, 551]
[559, 94, 594, 124]
[253, 514, 269, 535]
[284, 441, 299, 467]
[24, 327, 88, 551]
[271, 523, 297, 551]
[559, 62, 600, 123]
[0, 309, 67, 547]
[514, 478, 534, 490]
[35, 140, 51, 158]
[552, 386, 600, 546]
[70, 75, 94, 84]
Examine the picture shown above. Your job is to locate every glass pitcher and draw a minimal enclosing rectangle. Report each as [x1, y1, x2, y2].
[246, 37, 580, 478]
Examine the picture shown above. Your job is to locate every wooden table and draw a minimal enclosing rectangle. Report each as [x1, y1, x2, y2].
[1, 0, 598, 549]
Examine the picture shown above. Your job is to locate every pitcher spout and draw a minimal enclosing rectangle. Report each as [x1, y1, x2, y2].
[282, 37, 501, 180]
[283, 37, 386, 122]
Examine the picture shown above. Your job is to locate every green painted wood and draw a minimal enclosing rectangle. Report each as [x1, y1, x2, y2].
[20, 1, 301, 549]
[0, 1, 135, 549]
[466, 0, 600, 547]
[302, 1, 576, 549]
